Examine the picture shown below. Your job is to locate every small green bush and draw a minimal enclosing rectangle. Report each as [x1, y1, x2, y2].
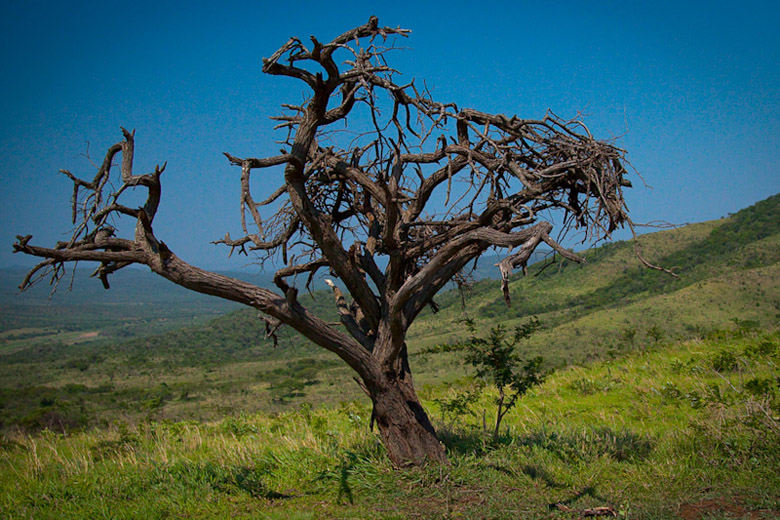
[744, 340, 778, 358]
[743, 377, 777, 397]
[220, 416, 257, 438]
[712, 350, 739, 372]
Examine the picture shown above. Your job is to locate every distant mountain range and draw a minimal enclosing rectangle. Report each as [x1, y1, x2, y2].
[0, 266, 268, 306]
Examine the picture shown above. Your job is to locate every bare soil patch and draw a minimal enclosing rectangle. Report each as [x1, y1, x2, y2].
[678, 497, 777, 520]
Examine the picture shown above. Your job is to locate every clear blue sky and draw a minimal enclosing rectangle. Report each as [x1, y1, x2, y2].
[2, 0, 778, 271]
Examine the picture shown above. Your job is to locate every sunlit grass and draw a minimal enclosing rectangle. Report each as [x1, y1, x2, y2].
[2, 329, 778, 519]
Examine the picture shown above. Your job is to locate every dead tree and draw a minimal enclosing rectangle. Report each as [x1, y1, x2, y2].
[13, 17, 635, 466]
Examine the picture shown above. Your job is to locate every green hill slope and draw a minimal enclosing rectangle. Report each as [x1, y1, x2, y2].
[1, 193, 778, 429]
[409, 193, 780, 363]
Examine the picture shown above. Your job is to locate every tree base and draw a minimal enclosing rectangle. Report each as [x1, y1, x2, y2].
[370, 375, 447, 467]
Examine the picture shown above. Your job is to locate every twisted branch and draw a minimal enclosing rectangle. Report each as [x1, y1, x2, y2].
[15, 15, 651, 384]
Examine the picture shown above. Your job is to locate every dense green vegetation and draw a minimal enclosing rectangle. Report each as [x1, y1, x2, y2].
[1, 329, 777, 519]
[0, 297, 346, 431]
[0, 193, 779, 517]
[1, 193, 779, 433]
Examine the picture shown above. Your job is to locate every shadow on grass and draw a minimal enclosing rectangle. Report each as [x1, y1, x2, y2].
[436, 428, 513, 456]
[519, 463, 564, 489]
[546, 486, 612, 511]
[165, 461, 292, 500]
[438, 424, 655, 464]
[313, 451, 361, 506]
[337, 456, 355, 505]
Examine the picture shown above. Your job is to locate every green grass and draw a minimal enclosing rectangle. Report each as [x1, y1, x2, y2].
[409, 193, 780, 363]
[2, 329, 778, 519]
[2, 193, 779, 431]
[1, 193, 779, 517]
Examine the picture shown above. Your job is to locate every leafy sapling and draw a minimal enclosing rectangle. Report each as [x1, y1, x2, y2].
[459, 317, 548, 440]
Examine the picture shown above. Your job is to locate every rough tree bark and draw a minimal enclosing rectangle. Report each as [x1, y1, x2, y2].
[13, 17, 640, 466]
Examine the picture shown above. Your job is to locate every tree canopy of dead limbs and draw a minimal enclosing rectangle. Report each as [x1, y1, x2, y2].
[14, 17, 637, 466]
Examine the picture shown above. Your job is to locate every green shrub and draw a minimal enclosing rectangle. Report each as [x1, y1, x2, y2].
[459, 318, 548, 439]
[743, 377, 777, 397]
[744, 340, 778, 358]
[220, 416, 258, 438]
[570, 376, 619, 395]
[660, 381, 683, 401]
[18, 404, 87, 433]
[712, 350, 739, 372]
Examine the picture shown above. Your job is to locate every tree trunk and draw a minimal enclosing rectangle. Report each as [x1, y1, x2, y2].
[368, 373, 448, 467]
[365, 343, 447, 467]
[494, 389, 505, 440]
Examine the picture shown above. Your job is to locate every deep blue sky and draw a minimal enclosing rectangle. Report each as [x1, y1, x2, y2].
[2, 0, 778, 271]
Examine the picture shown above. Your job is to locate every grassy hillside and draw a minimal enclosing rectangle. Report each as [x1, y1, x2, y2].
[1, 194, 778, 431]
[410, 193, 780, 361]
[2, 328, 777, 519]
[0, 293, 348, 431]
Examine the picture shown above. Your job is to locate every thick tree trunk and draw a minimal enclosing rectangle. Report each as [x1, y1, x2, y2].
[366, 345, 447, 467]
[368, 375, 447, 467]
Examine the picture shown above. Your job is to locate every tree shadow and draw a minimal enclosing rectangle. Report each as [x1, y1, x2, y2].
[440, 424, 654, 463]
[314, 452, 358, 506]
[437, 428, 515, 456]
[438, 424, 652, 501]
[337, 457, 354, 505]
[547, 486, 612, 511]
[519, 463, 564, 489]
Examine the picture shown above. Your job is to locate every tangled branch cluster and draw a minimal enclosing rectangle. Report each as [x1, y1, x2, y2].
[14, 16, 642, 368]
[215, 16, 632, 307]
[15, 128, 165, 292]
